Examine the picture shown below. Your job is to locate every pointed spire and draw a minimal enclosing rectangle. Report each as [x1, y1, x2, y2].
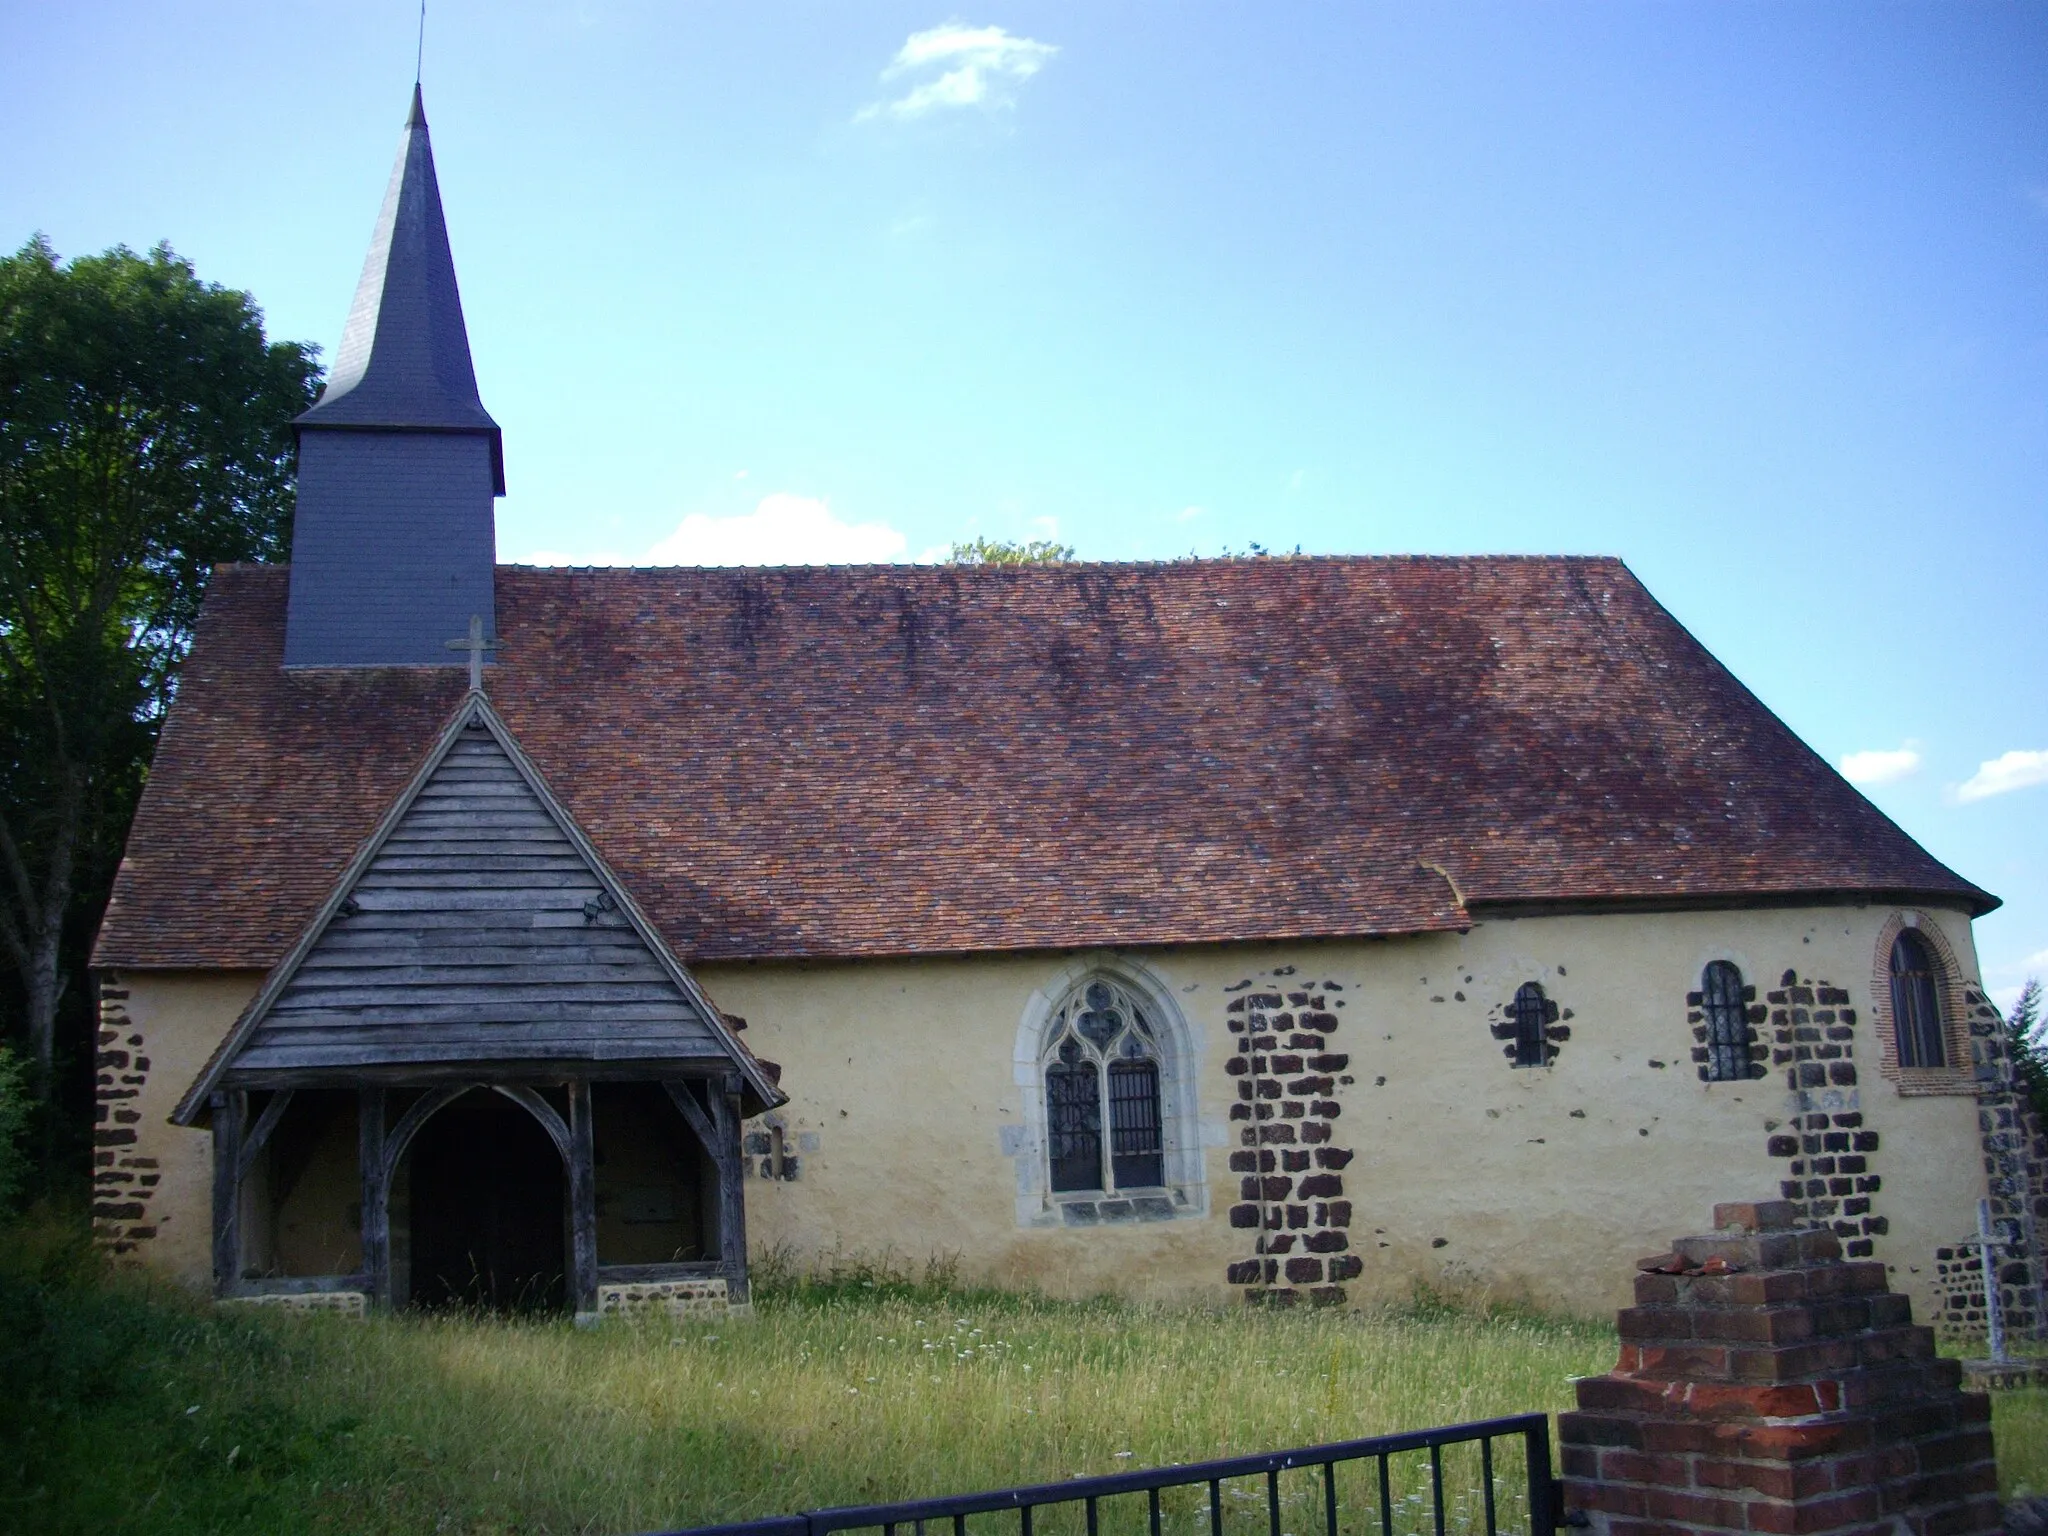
[285, 84, 501, 668]
[297, 86, 502, 491]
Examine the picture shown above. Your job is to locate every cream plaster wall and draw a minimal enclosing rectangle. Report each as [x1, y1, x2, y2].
[96, 970, 262, 1290]
[104, 903, 1994, 1322]
[697, 903, 1991, 1320]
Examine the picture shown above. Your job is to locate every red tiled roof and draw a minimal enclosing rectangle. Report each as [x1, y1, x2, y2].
[93, 558, 1992, 972]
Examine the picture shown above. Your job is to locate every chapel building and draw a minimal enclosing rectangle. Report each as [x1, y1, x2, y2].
[89, 90, 2038, 1327]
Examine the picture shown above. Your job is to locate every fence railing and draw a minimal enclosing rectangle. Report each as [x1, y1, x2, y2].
[647, 1412, 1555, 1536]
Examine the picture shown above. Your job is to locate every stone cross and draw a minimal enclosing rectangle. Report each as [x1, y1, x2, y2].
[445, 613, 496, 691]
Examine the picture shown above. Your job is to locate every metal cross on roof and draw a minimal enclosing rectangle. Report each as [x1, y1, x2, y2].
[445, 613, 496, 691]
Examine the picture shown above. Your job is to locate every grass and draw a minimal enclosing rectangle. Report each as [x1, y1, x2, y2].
[4, 1219, 2045, 1536]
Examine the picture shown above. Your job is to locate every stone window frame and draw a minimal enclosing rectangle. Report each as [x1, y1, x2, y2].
[1870, 912, 1976, 1096]
[1687, 954, 1767, 1083]
[1013, 956, 1206, 1230]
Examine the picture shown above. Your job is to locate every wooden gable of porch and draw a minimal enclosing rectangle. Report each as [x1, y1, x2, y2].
[172, 690, 781, 1121]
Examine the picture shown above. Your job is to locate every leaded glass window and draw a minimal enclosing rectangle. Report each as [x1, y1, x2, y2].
[1890, 931, 1945, 1068]
[1041, 978, 1167, 1193]
[1512, 982, 1548, 1068]
[1702, 961, 1751, 1081]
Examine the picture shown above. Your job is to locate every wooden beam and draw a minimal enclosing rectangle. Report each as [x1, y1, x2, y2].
[663, 1078, 718, 1155]
[492, 1084, 571, 1163]
[223, 1055, 737, 1092]
[210, 1089, 245, 1298]
[663, 1080, 748, 1300]
[711, 1073, 750, 1303]
[595, 1261, 724, 1283]
[382, 1084, 470, 1180]
[359, 1087, 390, 1310]
[566, 1079, 598, 1320]
[237, 1088, 295, 1182]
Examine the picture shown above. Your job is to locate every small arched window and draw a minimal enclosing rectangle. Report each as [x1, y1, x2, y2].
[1512, 983, 1548, 1068]
[1041, 979, 1165, 1193]
[1702, 961, 1751, 1081]
[1890, 930, 1946, 1068]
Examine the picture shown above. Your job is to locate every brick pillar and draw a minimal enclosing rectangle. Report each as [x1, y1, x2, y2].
[1559, 1200, 1999, 1536]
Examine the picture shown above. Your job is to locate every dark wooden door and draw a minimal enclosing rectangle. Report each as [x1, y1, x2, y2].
[408, 1090, 566, 1314]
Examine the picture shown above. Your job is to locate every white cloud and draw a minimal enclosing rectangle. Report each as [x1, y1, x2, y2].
[858, 22, 1057, 122]
[645, 493, 909, 566]
[1956, 749, 2048, 803]
[1838, 745, 1921, 786]
[1174, 505, 1204, 523]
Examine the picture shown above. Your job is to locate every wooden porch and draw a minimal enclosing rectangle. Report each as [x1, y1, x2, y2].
[210, 1070, 754, 1317]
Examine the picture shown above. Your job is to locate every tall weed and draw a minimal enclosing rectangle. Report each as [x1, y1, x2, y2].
[4, 1224, 2043, 1536]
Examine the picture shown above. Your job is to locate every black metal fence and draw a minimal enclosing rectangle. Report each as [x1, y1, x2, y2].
[649, 1412, 1555, 1536]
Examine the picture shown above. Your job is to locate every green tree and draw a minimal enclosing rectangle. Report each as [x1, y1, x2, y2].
[0, 1045, 26, 1213]
[2006, 979, 2048, 1123]
[946, 536, 1076, 565]
[0, 237, 319, 1105]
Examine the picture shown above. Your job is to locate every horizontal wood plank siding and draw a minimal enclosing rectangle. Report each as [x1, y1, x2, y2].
[233, 723, 719, 1074]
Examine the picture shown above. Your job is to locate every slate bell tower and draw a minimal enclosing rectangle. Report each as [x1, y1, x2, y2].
[286, 86, 502, 667]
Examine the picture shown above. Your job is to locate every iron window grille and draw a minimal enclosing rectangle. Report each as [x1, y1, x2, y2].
[1889, 931, 1946, 1068]
[1042, 979, 1166, 1194]
[1702, 961, 1751, 1081]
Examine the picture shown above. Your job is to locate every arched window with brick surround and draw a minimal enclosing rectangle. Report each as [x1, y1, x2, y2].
[1889, 930, 1946, 1069]
[1702, 960, 1753, 1081]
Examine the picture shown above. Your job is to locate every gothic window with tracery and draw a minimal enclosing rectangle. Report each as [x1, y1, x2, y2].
[1041, 978, 1166, 1193]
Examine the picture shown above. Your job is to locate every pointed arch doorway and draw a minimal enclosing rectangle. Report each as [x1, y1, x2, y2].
[405, 1089, 567, 1314]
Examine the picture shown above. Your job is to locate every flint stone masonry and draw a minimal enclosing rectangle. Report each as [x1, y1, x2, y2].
[1561, 1199, 1999, 1536]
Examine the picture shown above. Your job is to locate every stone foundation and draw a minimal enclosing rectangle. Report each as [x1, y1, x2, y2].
[595, 1276, 740, 1319]
[224, 1289, 369, 1319]
[1561, 1198, 1999, 1536]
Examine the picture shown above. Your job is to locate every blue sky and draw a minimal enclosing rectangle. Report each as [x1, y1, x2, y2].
[6, 3, 2045, 1003]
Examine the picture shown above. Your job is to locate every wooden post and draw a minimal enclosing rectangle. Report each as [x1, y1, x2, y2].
[359, 1087, 390, 1310]
[567, 1078, 599, 1320]
[210, 1089, 246, 1297]
[712, 1073, 750, 1302]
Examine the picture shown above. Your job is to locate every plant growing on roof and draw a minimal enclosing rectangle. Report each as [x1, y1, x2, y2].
[0, 237, 319, 1104]
[945, 537, 1076, 565]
